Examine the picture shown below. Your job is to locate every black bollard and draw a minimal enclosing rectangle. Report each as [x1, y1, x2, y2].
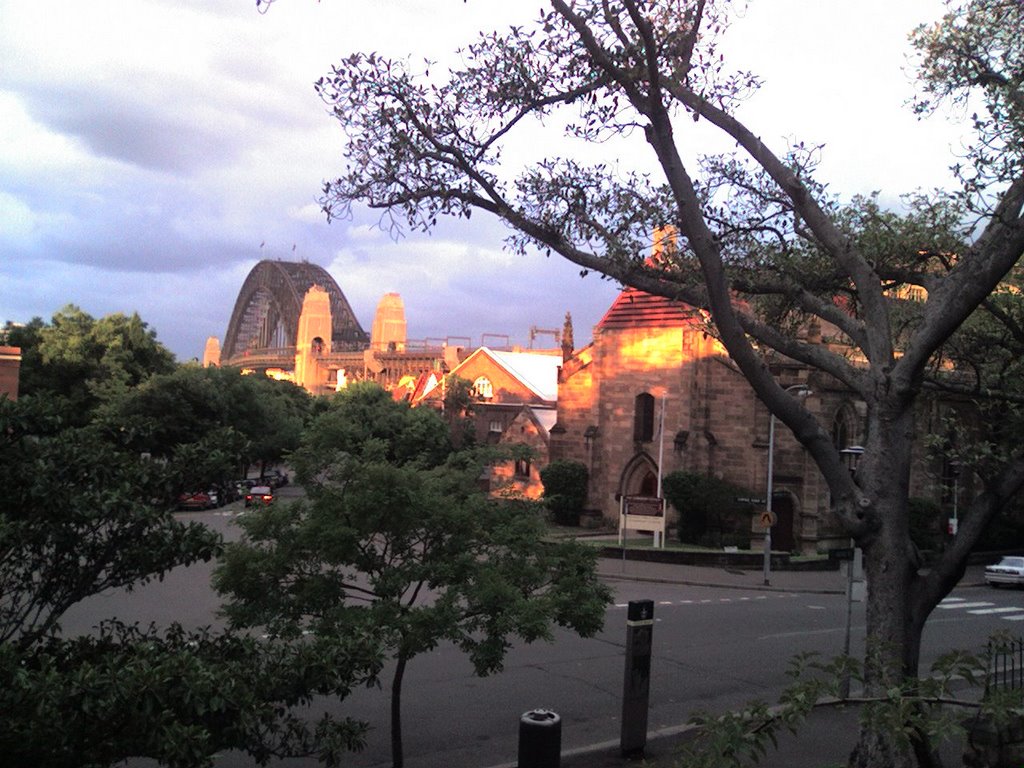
[518, 709, 561, 768]
[621, 599, 654, 757]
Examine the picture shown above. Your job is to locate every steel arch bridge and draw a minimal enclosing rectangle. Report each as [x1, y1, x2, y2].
[221, 260, 368, 367]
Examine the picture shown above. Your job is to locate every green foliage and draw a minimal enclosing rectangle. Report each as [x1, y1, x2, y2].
[106, 365, 310, 482]
[0, 621, 380, 768]
[216, 383, 611, 766]
[676, 644, 994, 768]
[442, 374, 477, 448]
[540, 459, 589, 526]
[0, 397, 221, 650]
[7, 305, 175, 424]
[663, 471, 753, 547]
[288, 381, 451, 483]
[2, 311, 364, 766]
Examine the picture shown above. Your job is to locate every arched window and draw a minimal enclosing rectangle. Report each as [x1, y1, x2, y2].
[634, 392, 655, 442]
[832, 405, 858, 450]
[832, 411, 849, 450]
[472, 376, 493, 400]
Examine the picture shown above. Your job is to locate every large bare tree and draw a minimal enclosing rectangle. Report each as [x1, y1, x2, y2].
[313, 1, 1024, 765]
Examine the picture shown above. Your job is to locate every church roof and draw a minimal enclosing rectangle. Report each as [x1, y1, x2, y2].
[596, 287, 699, 330]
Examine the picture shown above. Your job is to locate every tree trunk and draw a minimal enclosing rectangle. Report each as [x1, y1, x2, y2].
[390, 653, 408, 768]
[847, 409, 924, 768]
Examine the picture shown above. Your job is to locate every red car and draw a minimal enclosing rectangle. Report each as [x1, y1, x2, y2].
[178, 491, 215, 511]
[244, 486, 274, 507]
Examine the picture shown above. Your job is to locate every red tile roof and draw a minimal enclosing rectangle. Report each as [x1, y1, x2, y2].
[596, 287, 700, 330]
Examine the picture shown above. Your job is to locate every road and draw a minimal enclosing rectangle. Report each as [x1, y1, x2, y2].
[59, 500, 1010, 768]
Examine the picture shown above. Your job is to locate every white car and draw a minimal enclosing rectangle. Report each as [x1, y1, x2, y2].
[985, 556, 1024, 588]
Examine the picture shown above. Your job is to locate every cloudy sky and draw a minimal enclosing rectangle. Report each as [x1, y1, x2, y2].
[0, 0, 965, 361]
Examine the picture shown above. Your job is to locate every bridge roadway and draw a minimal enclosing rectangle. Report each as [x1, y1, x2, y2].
[221, 345, 462, 392]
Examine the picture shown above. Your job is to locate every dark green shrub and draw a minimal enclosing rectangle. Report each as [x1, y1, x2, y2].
[663, 471, 754, 546]
[540, 460, 588, 526]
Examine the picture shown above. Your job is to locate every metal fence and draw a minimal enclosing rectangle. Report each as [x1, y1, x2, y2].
[986, 636, 1024, 695]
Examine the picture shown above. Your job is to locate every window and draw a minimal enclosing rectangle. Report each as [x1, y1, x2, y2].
[634, 392, 655, 442]
[831, 411, 849, 450]
[472, 376, 493, 400]
[515, 458, 531, 478]
[488, 420, 503, 433]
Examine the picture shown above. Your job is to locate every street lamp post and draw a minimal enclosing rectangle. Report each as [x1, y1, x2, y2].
[763, 385, 811, 586]
[839, 444, 865, 699]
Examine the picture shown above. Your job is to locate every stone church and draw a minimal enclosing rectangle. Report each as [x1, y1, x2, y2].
[548, 242, 953, 555]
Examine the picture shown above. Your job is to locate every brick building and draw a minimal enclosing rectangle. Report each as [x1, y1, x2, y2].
[418, 346, 563, 499]
[0, 346, 21, 401]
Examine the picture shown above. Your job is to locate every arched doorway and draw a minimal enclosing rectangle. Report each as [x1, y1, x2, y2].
[618, 452, 660, 498]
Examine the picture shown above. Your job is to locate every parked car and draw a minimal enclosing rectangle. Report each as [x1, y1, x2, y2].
[178, 491, 216, 511]
[985, 556, 1024, 588]
[244, 485, 274, 507]
[261, 469, 289, 489]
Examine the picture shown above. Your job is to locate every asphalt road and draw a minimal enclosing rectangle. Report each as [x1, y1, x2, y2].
[58, 501, 1009, 768]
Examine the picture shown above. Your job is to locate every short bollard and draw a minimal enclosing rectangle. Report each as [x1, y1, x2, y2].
[518, 709, 561, 768]
[621, 599, 654, 757]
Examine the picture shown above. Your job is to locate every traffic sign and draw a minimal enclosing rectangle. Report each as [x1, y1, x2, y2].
[760, 510, 777, 527]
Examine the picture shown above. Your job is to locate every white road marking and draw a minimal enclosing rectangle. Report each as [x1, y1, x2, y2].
[969, 607, 1024, 615]
[937, 602, 994, 610]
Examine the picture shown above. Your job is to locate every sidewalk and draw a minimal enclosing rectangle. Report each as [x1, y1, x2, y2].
[594, 547, 991, 594]
[596, 554, 848, 594]
[555, 701, 968, 768]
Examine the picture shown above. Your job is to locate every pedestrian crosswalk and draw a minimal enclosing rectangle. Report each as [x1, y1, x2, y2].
[613, 593, 800, 609]
[938, 595, 1024, 622]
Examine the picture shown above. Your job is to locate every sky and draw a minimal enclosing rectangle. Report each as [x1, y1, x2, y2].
[0, 0, 967, 362]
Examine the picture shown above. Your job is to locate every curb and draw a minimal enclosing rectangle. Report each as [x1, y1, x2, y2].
[596, 568, 845, 595]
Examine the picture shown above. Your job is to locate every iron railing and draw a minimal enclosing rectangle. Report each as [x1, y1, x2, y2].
[986, 636, 1024, 695]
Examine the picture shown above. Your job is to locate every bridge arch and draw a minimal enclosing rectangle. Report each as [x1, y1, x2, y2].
[222, 260, 368, 363]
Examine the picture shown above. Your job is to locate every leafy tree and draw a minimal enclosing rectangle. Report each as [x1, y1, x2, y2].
[1, 391, 379, 766]
[540, 459, 589, 526]
[9, 305, 175, 423]
[0, 621, 379, 768]
[0, 397, 220, 650]
[107, 365, 310, 483]
[288, 381, 451, 478]
[315, 2, 1024, 764]
[215, 383, 611, 768]
[441, 374, 477, 448]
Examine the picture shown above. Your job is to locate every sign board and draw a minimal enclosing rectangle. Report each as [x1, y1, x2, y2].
[760, 510, 777, 528]
[948, 517, 959, 535]
[625, 497, 664, 517]
[619, 496, 667, 548]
